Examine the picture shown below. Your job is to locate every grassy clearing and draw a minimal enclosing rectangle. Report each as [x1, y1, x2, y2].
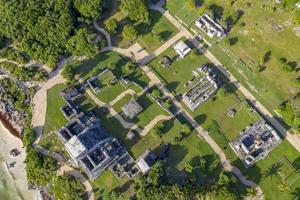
[149, 40, 210, 94]
[70, 51, 149, 104]
[165, 0, 198, 26]
[39, 84, 68, 153]
[115, 94, 169, 128]
[207, 1, 300, 117]
[109, 9, 178, 52]
[136, 10, 179, 53]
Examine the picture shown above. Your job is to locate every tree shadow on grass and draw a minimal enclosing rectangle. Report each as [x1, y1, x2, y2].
[114, 180, 134, 194]
[242, 164, 263, 184]
[160, 30, 173, 41]
[292, 157, 300, 169]
[73, 53, 110, 78]
[194, 114, 207, 125]
[166, 81, 180, 93]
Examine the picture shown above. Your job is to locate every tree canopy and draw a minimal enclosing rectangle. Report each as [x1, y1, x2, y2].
[0, 0, 105, 68]
[74, 0, 103, 20]
[25, 150, 58, 186]
[120, 0, 150, 24]
[52, 174, 85, 200]
[66, 28, 98, 58]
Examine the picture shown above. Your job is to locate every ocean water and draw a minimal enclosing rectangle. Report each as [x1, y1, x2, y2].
[0, 123, 34, 200]
[0, 162, 23, 200]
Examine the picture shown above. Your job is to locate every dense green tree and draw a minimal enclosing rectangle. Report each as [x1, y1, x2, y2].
[25, 150, 58, 186]
[122, 25, 138, 42]
[124, 61, 138, 73]
[120, 0, 150, 24]
[151, 122, 164, 138]
[74, 0, 102, 20]
[66, 28, 98, 58]
[62, 65, 76, 83]
[22, 128, 36, 150]
[163, 99, 172, 109]
[151, 88, 162, 99]
[52, 174, 85, 200]
[104, 18, 118, 34]
[0, 0, 75, 68]
[146, 162, 164, 186]
[182, 123, 192, 135]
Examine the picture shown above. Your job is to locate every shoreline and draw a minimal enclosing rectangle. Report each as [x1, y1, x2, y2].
[0, 112, 21, 138]
[0, 121, 34, 200]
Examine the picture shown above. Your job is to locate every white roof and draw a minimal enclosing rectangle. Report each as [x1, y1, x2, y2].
[65, 136, 87, 159]
[174, 41, 189, 52]
[136, 158, 151, 174]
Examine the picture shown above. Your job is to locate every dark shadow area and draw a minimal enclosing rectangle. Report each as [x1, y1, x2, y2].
[136, 10, 163, 37]
[114, 180, 134, 194]
[229, 37, 238, 46]
[194, 114, 207, 125]
[159, 30, 173, 41]
[242, 164, 263, 184]
[287, 61, 298, 71]
[264, 51, 272, 63]
[292, 157, 300, 169]
[166, 81, 180, 92]
[209, 4, 224, 21]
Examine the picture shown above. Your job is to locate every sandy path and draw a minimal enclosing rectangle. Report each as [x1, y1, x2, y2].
[140, 115, 172, 136]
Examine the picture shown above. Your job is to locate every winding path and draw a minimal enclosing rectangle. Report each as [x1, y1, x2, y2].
[93, 21, 112, 47]
[31, 57, 95, 200]
[85, 89, 142, 133]
[140, 115, 172, 136]
[98, 31, 263, 199]
[149, 2, 300, 152]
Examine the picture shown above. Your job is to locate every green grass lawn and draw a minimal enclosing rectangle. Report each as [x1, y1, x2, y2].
[91, 170, 134, 199]
[39, 84, 68, 153]
[207, 1, 300, 122]
[109, 9, 178, 52]
[136, 10, 179, 53]
[113, 94, 132, 113]
[70, 51, 150, 104]
[71, 51, 129, 81]
[119, 94, 169, 128]
[165, 0, 198, 26]
[131, 118, 182, 158]
[149, 40, 210, 94]
[95, 82, 126, 103]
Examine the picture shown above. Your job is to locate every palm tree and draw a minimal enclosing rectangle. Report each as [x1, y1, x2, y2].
[278, 180, 291, 192]
[263, 163, 282, 179]
[290, 187, 300, 200]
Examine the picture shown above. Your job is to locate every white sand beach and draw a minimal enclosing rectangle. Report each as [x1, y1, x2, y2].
[0, 122, 35, 200]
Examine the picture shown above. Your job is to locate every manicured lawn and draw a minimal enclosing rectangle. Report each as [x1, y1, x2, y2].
[113, 94, 132, 113]
[71, 51, 129, 81]
[136, 10, 179, 53]
[95, 82, 126, 103]
[70, 51, 150, 104]
[149, 40, 210, 94]
[207, 1, 300, 120]
[165, 0, 198, 26]
[92, 170, 134, 199]
[242, 140, 300, 200]
[164, 131, 220, 183]
[131, 118, 182, 158]
[127, 94, 169, 128]
[109, 9, 178, 52]
[39, 84, 68, 153]
[184, 83, 261, 140]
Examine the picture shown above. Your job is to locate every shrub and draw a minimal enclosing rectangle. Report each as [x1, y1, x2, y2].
[104, 18, 118, 34]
